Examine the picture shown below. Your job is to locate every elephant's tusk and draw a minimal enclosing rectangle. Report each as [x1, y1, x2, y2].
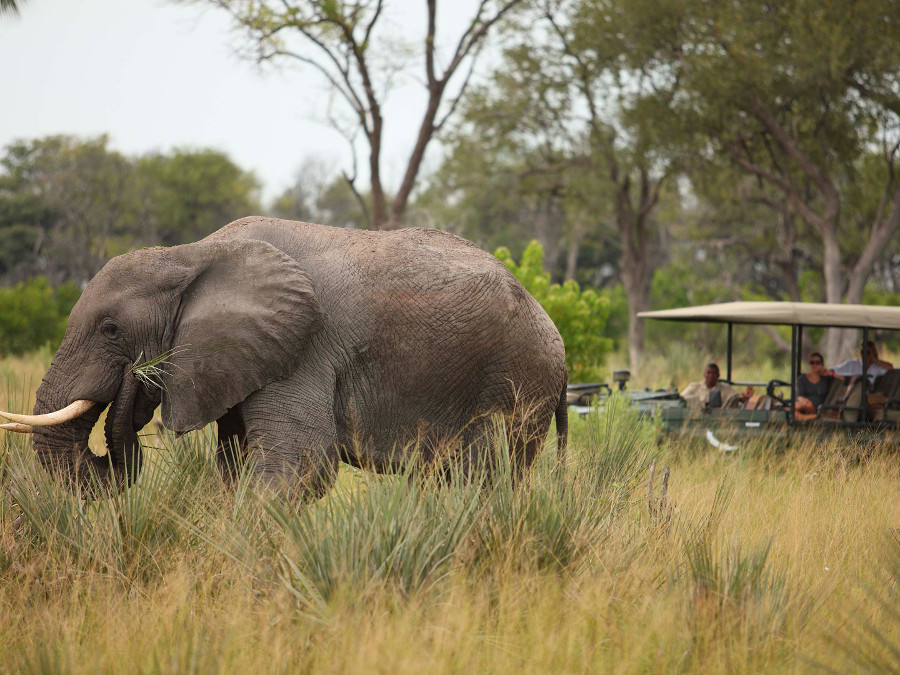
[0, 399, 94, 427]
[0, 422, 33, 433]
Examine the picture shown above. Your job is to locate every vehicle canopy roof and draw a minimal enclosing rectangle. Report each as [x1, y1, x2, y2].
[638, 301, 900, 330]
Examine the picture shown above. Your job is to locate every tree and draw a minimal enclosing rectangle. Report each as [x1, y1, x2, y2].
[430, 0, 678, 373]
[0, 277, 79, 356]
[685, 159, 817, 306]
[0, 0, 26, 16]
[0, 137, 262, 284]
[620, 0, 900, 357]
[176, 0, 526, 229]
[134, 149, 260, 246]
[0, 178, 53, 281]
[495, 240, 613, 381]
[271, 157, 368, 228]
[421, 64, 582, 273]
[270, 157, 332, 223]
[0, 136, 138, 284]
[561, 0, 680, 374]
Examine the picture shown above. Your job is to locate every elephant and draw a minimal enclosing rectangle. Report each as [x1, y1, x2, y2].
[2, 217, 568, 498]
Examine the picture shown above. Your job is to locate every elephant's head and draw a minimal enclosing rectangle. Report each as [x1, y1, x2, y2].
[14, 237, 322, 493]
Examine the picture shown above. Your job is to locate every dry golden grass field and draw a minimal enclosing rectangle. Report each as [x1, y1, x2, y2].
[1, 350, 899, 674]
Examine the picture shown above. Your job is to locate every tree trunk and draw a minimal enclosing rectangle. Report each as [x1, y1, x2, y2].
[368, 118, 389, 230]
[385, 83, 444, 230]
[614, 168, 662, 377]
[564, 231, 582, 281]
[532, 196, 564, 279]
[621, 264, 650, 376]
[773, 209, 802, 302]
[821, 224, 847, 360]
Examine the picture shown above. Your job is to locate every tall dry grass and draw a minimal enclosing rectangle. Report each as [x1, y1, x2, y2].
[0, 358, 898, 673]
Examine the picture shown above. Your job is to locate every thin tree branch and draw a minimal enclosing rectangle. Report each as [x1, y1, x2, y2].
[440, 0, 526, 84]
[722, 138, 826, 234]
[746, 94, 841, 214]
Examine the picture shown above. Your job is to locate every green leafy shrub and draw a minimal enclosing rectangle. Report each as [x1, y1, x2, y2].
[495, 240, 612, 382]
[596, 284, 629, 350]
[0, 277, 80, 356]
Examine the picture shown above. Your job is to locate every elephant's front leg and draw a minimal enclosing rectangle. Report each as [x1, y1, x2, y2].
[239, 365, 339, 500]
[216, 403, 246, 485]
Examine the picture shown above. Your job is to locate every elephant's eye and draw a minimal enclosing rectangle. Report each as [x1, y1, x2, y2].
[100, 320, 120, 339]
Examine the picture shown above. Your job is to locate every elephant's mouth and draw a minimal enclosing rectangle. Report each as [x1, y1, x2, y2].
[24, 367, 160, 493]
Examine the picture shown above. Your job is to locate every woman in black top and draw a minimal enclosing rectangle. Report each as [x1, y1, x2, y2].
[795, 352, 833, 416]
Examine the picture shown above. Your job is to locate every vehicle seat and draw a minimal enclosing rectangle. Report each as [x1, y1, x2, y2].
[750, 395, 776, 411]
[814, 378, 843, 415]
[818, 376, 864, 423]
[873, 369, 900, 423]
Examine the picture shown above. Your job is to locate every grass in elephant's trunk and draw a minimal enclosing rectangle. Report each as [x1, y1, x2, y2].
[1, 358, 900, 672]
[130, 347, 186, 392]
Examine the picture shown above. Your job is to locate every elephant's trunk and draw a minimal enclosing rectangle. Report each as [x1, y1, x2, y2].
[103, 368, 143, 487]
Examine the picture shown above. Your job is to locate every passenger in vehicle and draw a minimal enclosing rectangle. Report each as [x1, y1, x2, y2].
[794, 352, 833, 417]
[681, 363, 752, 409]
[831, 340, 893, 386]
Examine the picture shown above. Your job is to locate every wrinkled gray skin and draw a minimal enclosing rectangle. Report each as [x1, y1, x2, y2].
[33, 217, 568, 498]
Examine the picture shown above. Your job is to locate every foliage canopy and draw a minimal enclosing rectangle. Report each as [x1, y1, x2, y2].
[0, 277, 79, 356]
[495, 240, 612, 381]
[0, 136, 260, 286]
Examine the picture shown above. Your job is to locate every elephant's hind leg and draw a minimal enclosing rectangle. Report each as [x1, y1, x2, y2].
[509, 415, 553, 477]
[468, 387, 555, 482]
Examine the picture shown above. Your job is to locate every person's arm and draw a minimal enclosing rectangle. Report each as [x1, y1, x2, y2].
[680, 382, 704, 409]
[831, 360, 856, 378]
[869, 345, 893, 370]
[719, 382, 751, 403]
[680, 382, 701, 400]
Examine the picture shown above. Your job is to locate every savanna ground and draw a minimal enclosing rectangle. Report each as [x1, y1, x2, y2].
[1, 350, 899, 673]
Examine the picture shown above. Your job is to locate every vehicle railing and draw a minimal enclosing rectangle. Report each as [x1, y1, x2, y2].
[720, 380, 788, 388]
[567, 382, 611, 392]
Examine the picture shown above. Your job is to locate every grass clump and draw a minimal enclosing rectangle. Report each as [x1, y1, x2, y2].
[823, 531, 900, 673]
[270, 466, 483, 608]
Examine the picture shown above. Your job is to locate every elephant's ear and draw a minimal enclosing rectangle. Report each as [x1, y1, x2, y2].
[159, 239, 322, 433]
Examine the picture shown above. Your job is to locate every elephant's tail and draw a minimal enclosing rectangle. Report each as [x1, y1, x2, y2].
[555, 382, 568, 468]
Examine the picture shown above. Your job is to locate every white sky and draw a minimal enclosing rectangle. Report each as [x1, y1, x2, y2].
[0, 0, 485, 203]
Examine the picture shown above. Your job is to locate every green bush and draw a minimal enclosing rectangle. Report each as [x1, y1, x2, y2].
[495, 240, 613, 382]
[596, 284, 629, 350]
[0, 277, 80, 356]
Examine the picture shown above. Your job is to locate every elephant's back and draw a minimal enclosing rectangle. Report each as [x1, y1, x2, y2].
[215, 215, 563, 353]
[209, 217, 500, 270]
[212, 215, 565, 385]
[210, 217, 538, 315]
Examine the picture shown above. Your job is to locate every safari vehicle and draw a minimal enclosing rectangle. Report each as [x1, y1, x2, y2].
[566, 375, 684, 417]
[566, 301, 900, 447]
[632, 301, 900, 445]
